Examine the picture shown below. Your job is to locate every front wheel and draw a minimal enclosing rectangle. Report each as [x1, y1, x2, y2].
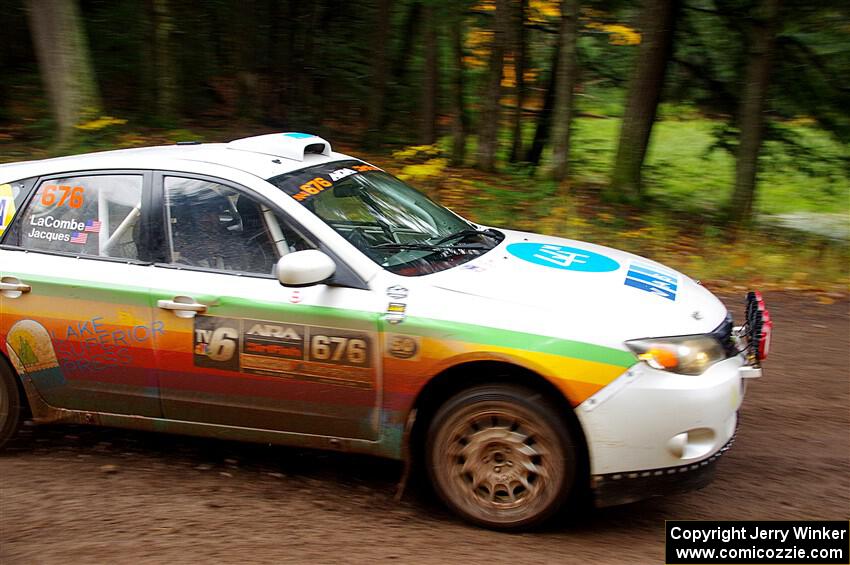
[425, 384, 577, 530]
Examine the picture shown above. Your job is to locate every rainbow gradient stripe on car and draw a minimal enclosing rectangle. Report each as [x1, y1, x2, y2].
[2, 271, 635, 459]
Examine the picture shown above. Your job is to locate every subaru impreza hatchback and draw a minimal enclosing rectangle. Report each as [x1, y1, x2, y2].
[0, 133, 771, 529]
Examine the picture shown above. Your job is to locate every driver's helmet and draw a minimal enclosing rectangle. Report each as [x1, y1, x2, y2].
[172, 190, 240, 266]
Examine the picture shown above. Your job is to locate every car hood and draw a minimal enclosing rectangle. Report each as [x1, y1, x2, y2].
[426, 228, 728, 345]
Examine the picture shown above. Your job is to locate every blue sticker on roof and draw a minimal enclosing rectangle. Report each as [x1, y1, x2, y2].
[283, 132, 313, 139]
[506, 243, 620, 272]
[624, 262, 678, 301]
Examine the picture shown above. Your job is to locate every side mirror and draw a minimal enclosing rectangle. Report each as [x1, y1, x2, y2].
[275, 250, 336, 287]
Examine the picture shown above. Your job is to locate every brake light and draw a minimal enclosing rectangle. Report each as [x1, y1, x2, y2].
[758, 309, 772, 360]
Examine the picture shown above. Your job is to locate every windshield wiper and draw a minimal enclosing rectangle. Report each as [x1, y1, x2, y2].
[370, 241, 488, 251]
[369, 228, 499, 251]
[433, 228, 501, 246]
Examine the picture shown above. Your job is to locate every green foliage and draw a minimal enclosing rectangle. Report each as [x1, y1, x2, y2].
[567, 114, 849, 217]
[576, 85, 626, 118]
[391, 144, 449, 182]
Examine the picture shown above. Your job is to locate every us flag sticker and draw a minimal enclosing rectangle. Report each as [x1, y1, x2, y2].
[84, 219, 101, 233]
[70, 231, 88, 244]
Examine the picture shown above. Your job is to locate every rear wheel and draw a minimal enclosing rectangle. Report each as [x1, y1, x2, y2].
[426, 384, 576, 530]
[0, 361, 24, 450]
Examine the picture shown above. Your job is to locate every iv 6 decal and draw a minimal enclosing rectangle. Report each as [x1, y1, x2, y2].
[193, 316, 241, 371]
[506, 242, 620, 273]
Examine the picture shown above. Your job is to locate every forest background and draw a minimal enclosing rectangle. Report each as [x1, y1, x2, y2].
[1, 0, 847, 294]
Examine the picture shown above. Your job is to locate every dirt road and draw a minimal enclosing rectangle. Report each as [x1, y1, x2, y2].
[1, 292, 848, 564]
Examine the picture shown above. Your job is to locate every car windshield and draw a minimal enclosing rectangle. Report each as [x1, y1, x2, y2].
[268, 160, 502, 275]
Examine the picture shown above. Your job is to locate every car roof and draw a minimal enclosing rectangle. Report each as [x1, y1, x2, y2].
[0, 133, 355, 183]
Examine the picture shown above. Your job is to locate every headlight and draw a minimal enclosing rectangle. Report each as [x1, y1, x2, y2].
[625, 335, 725, 375]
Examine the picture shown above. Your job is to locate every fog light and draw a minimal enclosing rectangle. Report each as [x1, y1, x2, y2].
[666, 428, 716, 460]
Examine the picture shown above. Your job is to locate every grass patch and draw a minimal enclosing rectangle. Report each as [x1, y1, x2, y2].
[570, 116, 849, 216]
[441, 175, 849, 294]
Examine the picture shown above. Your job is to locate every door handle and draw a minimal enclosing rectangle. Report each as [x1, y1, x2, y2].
[0, 276, 31, 297]
[157, 296, 207, 318]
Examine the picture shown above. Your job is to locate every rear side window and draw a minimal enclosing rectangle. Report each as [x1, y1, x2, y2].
[0, 177, 37, 242]
[19, 175, 144, 259]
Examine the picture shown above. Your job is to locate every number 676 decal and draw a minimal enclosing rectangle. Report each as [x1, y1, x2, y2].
[310, 335, 368, 365]
[40, 185, 85, 208]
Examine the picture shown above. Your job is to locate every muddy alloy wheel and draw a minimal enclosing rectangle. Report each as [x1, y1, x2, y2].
[426, 384, 576, 530]
[0, 360, 24, 450]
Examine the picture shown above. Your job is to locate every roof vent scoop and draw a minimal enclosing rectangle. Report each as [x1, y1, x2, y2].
[226, 132, 332, 162]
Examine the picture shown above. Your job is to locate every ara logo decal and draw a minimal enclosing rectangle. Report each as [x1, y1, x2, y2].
[245, 324, 303, 340]
[506, 242, 620, 273]
[624, 262, 678, 301]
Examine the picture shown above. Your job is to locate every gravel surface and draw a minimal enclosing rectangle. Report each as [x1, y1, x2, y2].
[1, 292, 848, 564]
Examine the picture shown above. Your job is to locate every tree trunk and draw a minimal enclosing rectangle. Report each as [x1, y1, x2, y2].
[509, 0, 528, 162]
[608, 0, 680, 200]
[526, 35, 561, 165]
[266, 1, 288, 126]
[548, 0, 579, 181]
[477, 0, 509, 172]
[450, 3, 469, 166]
[140, 2, 156, 119]
[277, 1, 297, 126]
[26, 0, 101, 143]
[364, 0, 392, 146]
[730, 0, 780, 223]
[291, 0, 325, 127]
[421, 4, 439, 145]
[152, 0, 177, 124]
[391, 2, 422, 95]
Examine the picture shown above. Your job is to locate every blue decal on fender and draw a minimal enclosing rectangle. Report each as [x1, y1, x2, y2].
[283, 132, 313, 139]
[624, 262, 678, 301]
[506, 243, 620, 272]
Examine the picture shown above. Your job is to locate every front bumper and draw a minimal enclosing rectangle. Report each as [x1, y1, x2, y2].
[577, 353, 751, 505]
[592, 435, 735, 507]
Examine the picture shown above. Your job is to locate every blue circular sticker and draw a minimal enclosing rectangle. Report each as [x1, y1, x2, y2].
[506, 242, 620, 272]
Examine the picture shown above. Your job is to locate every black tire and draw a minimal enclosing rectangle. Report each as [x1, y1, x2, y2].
[425, 384, 577, 530]
[0, 359, 25, 450]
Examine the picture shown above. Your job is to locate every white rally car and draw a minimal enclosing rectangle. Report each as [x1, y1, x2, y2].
[0, 133, 771, 529]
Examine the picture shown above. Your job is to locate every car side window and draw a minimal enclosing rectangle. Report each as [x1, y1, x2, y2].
[163, 176, 314, 275]
[19, 175, 144, 259]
